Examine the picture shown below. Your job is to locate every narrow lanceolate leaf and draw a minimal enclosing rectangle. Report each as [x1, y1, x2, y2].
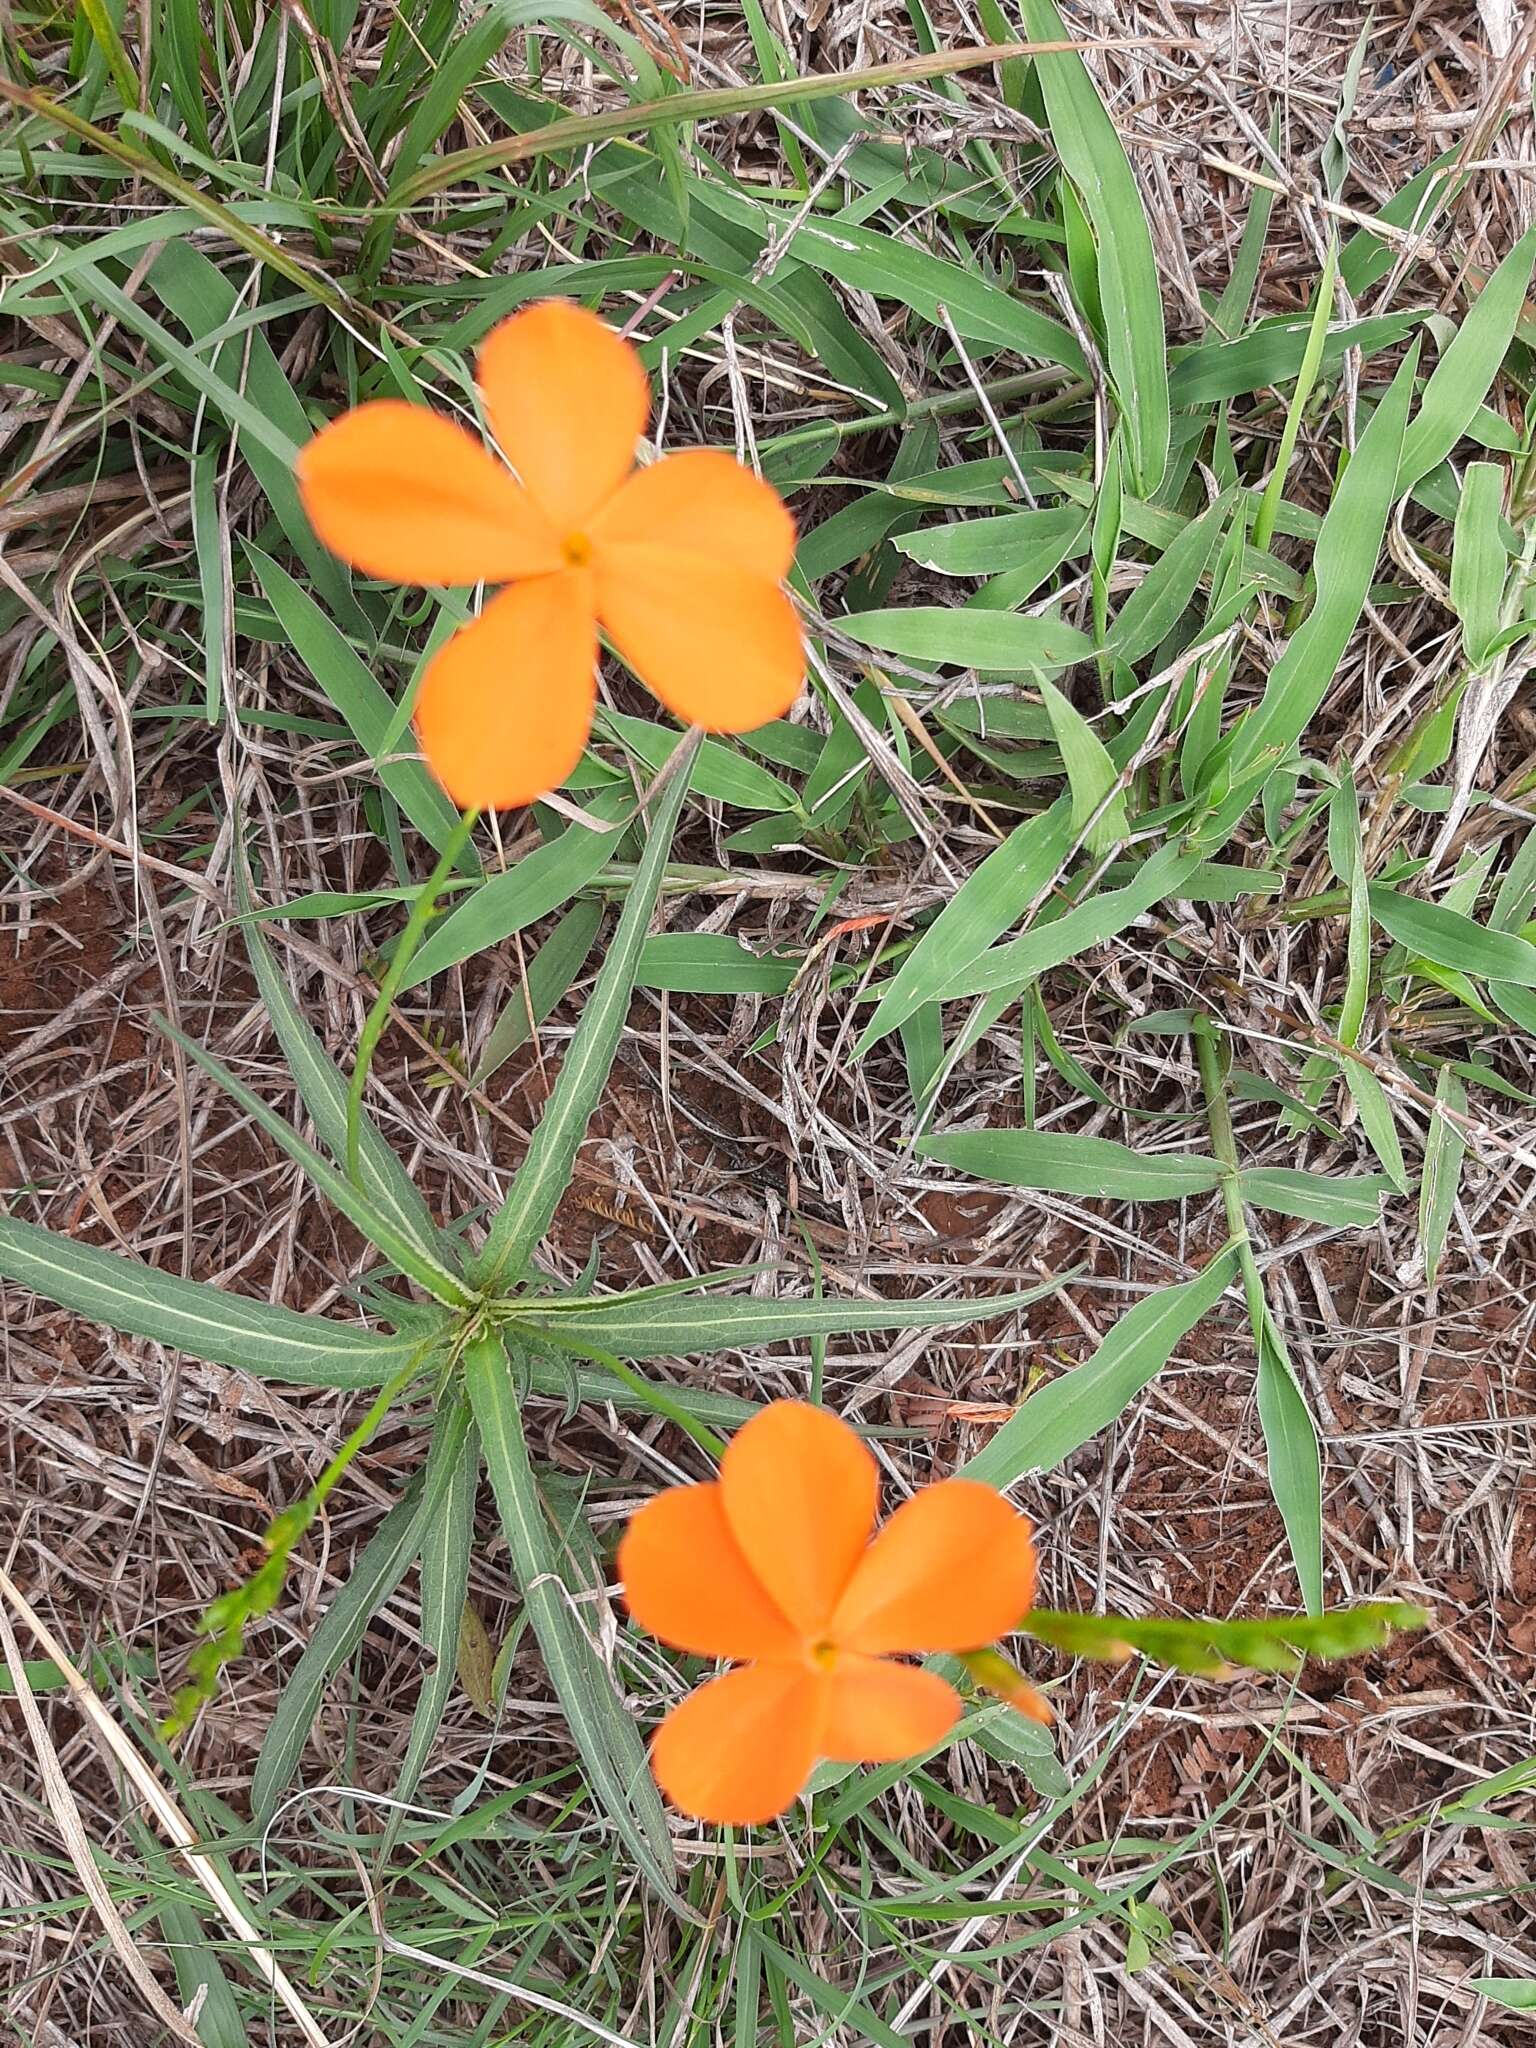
[1236, 1167, 1392, 1228]
[465, 1335, 678, 1899]
[959, 840, 1206, 998]
[1451, 462, 1509, 669]
[1255, 1307, 1324, 1615]
[839, 606, 1093, 673]
[1020, 1601, 1425, 1676]
[1397, 223, 1536, 494]
[237, 865, 445, 1265]
[918, 1129, 1219, 1201]
[1021, 0, 1169, 492]
[1038, 679, 1127, 853]
[0, 1213, 434, 1387]
[1342, 1063, 1410, 1195]
[385, 1410, 480, 1841]
[1420, 1067, 1468, 1290]
[477, 740, 696, 1289]
[157, 1017, 474, 1310]
[1369, 884, 1536, 987]
[962, 1251, 1238, 1487]
[1232, 348, 1417, 780]
[403, 783, 629, 989]
[855, 799, 1072, 1053]
[247, 546, 463, 856]
[513, 1276, 1062, 1360]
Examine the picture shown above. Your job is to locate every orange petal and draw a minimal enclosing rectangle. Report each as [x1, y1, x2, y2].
[413, 573, 596, 810]
[296, 400, 559, 585]
[650, 1664, 826, 1825]
[831, 1481, 1038, 1655]
[477, 302, 648, 531]
[619, 1483, 802, 1663]
[719, 1402, 877, 1639]
[823, 1654, 960, 1763]
[595, 545, 803, 733]
[590, 449, 796, 578]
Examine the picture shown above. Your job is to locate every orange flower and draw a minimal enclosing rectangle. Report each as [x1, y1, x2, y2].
[295, 301, 803, 810]
[619, 1401, 1039, 1825]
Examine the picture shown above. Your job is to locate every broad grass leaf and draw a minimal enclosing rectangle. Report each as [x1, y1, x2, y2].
[839, 607, 1094, 672]
[1233, 347, 1417, 778]
[960, 1251, 1238, 1485]
[1236, 1166, 1392, 1226]
[1255, 1308, 1323, 1614]
[855, 799, 1072, 1053]
[1038, 678, 1127, 853]
[1397, 223, 1536, 493]
[1450, 462, 1508, 668]
[918, 1129, 1220, 1200]
[1368, 885, 1536, 986]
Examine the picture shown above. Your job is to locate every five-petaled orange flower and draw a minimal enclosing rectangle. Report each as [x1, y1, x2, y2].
[295, 300, 803, 810]
[620, 1401, 1040, 1825]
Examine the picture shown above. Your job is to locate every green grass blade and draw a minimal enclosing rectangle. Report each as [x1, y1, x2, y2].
[1255, 1307, 1324, 1615]
[1368, 884, 1536, 985]
[477, 739, 697, 1287]
[384, 1411, 479, 1843]
[0, 1213, 433, 1386]
[464, 1333, 678, 1898]
[1021, 0, 1169, 492]
[960, 1251, 1237, 1485]
[1038, 679, 1128, 853]
[1252, 239, 1337, 553]
[1419, 1067, 1468, 1290]
[854, 799, 1072, 1053]
[1235, 1167, 1392, 1227]
[247, 546, 465, 857]
[402, 785, 628, 989]
[917, 1129, 1220, 1200]
[1397, 223, 1536, 494]
[1232, 346, 1417, 780]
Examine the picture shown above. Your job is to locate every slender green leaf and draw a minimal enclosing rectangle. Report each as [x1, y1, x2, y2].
[893, 504, 1086, 578]
[514, 1276, 1061, 1359]
[1420, 1067, 1467, 1290]
[237, 867, 445, 1263]
[1451, 462, 1509, 668]
[466, 1334, 677, 1897]
[247, 547, 463, 855]
[403, 785, 629, 988]
[1236, 1166, 1391, 1227]
[839, 606, 1093, 673]
[158, 1018, 474, 1309]
[855, 800, 1072, 1052]
[1470, 1982, 1536, 2013]
[473, 898, 604, 1086]
[918, 1129, 1219, 1200]
[1022, 1600, 1425, 1676]
[0, 1214, 433, 1386]
[1343, 1064, 1410, 1194]
[961, 1251, 1237, 1485]
[960, 841, 1206, 997]
[1021, 0, 1168, 490]
[477, 743, 696, 1286]
[1369, 885, 1536, 986]
[1397, 223, 1536, 493]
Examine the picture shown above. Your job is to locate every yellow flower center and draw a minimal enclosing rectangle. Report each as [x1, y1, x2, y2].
[808, 1639, 840, 1672]
[561, 530, 594, 567]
